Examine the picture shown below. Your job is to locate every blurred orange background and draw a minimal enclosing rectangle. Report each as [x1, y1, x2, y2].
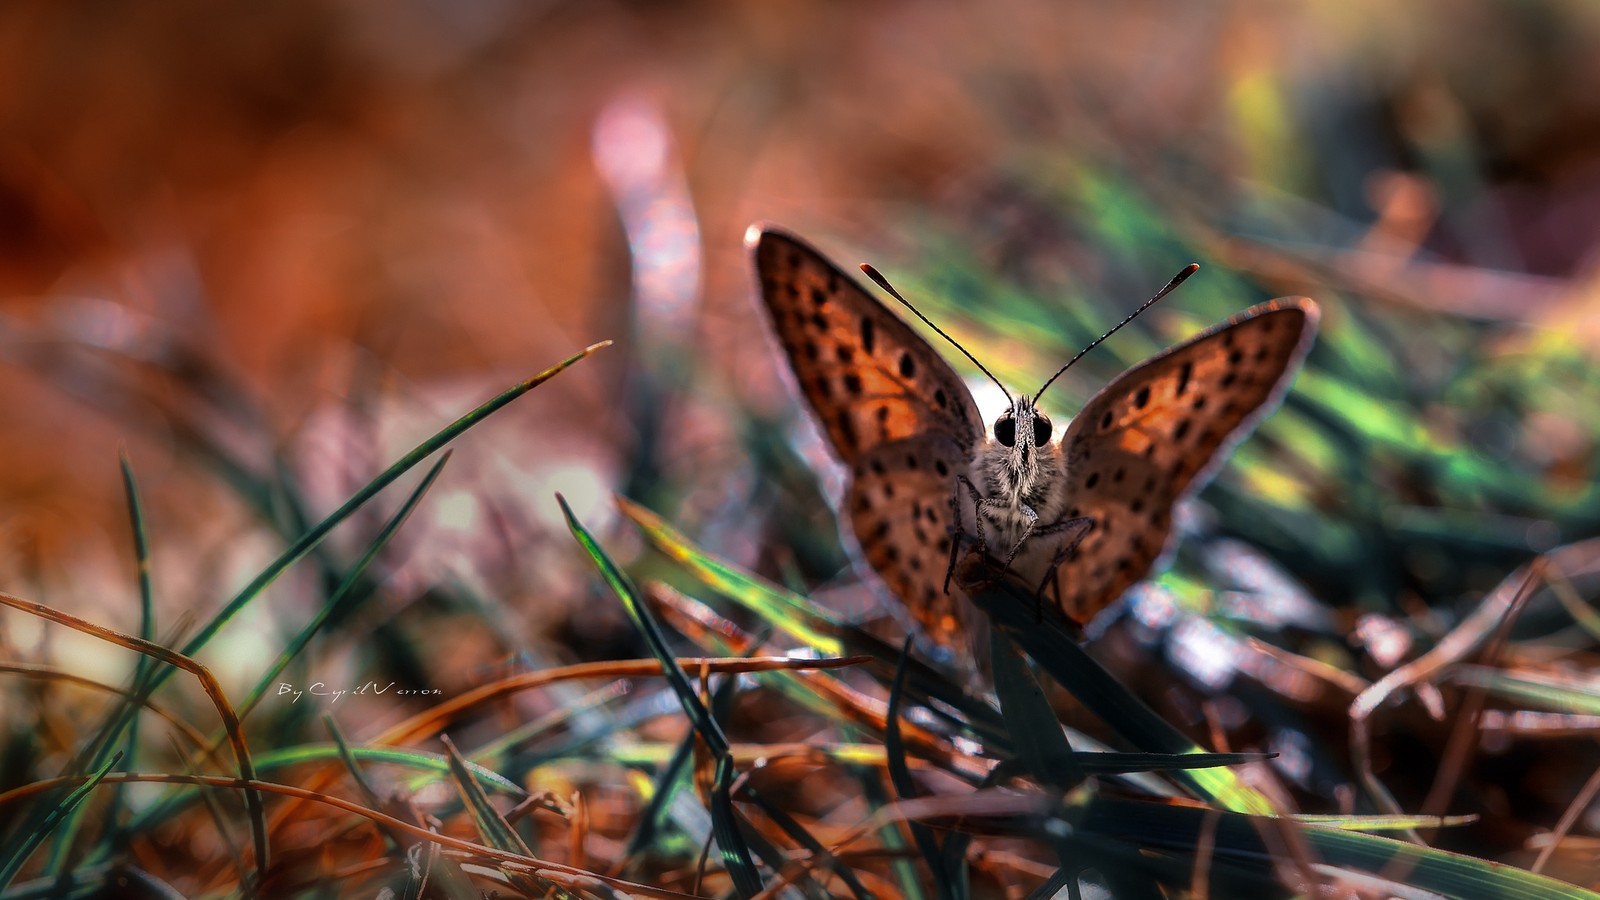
[5, 0, 1600, 662]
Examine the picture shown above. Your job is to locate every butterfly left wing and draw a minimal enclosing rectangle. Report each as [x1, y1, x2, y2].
[1032, 297, 1320, 624]
[748, 226, 984, 462]
[843, 434, 977, 645]
[751, 226, 990, 642]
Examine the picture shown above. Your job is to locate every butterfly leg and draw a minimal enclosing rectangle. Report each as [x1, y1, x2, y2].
[998, 504, 1039, 572]
[943, 475, 989, 593]
[1031, 516, 1095, 616]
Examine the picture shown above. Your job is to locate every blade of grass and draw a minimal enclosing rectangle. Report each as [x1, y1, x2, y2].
[439, 734, 535, 858]
[323, 715, 407, 852]
[0, 593, 269, 890]
[621, 499, 1008, 744]
[237, 451, 451, 721]
[709, 756, 765, 899]
[963, 575, 1274, 815]
[123, 450, 456, 842]
[561, 495, 763, 893]
[43, 342, 607, 876]
[0, 753, 122, 891]
[887, 637, 959, 900]
[621, 705, 702, 865]
[561, 495, 728, 757]
[172, 343, 610, 699]
[989, 629, 1085, 793]
[105, 451, 156, 848]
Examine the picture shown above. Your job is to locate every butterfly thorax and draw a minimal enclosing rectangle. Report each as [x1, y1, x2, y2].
[970, 398, 1068, 540]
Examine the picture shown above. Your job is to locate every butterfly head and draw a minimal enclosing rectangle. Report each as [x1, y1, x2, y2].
[992, 397, 1053, 477]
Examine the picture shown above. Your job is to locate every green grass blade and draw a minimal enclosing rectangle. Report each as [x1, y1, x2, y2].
[561, 494, 730, 758]
[563, 495, 763, 892]
[621, 714, 700, 863]
[709, 755, 765, 898]
[100, 452, 156, 855]
[440, 735, 533, 857]
[70, 343, 607, 781]
[622, 500, 1009, 744]
[621, 498, 844, 654]
[886, 639, 956, 900]
[965, 577, 1274, 814]
[989, 629, 1084, 792]
[235, 451, 451, 721]
[0, 753, 122, 889]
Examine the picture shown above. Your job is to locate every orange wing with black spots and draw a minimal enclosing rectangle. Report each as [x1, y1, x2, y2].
[1037, 298, 1319, 623]
[751, 226, 985, 641]
[749, 227, 982, 462]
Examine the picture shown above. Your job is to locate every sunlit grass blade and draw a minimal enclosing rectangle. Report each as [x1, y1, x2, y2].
[562, 494, 729, 759]
[621, 498, 1009, 744]
[563, 494, 764, 893]
[621, 712, 701, 865]
[1075, 751, 1273, 775]
[126, 742, 526, 837]
[1448, 665, 1600, 715]
[962, 574, 1275, 815]
[1292, 813, 1477, 831]
[620, 497, 844, 654]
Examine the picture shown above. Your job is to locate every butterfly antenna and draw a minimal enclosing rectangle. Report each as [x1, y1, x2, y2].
[861, 263, 1013, 406]
[1032, 263, 1199, 405]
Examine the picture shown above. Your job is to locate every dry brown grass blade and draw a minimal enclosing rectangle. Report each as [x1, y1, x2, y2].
[1348, 555, 1548, 825]
[649, 583, 992, 781]
[374, 655, 868, 747]
[0, 771, 704, 898]
[1532, 763, 1600, 875]
[258, 654, 870, 858]
[0, 589, 270, 881]
[0, 661, 210, 751]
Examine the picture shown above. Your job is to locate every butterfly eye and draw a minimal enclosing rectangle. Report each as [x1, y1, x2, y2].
[994, 414, 1016, 447]
[1033, 413, 1052, 446]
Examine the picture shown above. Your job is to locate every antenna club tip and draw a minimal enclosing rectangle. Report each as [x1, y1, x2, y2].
[1165, 263, 1200, 290]
[860, 263, 894, 293]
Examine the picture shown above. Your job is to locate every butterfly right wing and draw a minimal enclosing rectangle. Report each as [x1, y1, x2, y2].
[749, 226, 983, 462]
[1040, 298, 1319, 624]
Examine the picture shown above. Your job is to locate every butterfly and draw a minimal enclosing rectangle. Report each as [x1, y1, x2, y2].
[749, 224, 1319, 648]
